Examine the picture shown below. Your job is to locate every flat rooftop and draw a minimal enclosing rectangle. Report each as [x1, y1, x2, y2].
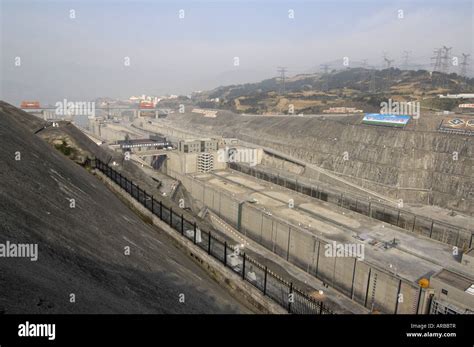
[189, 169, 473, 284]
[180, 138, 215, 142]
[432, 269, 473, 292]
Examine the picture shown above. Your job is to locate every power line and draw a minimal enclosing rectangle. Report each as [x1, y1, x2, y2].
[320, 64, 330, 74]
[402, 50, 411, 70]
[319, 64, 330, 91]
[460, 53, 470, 77]
[441, 46, 452, 73]
[383, 57, 394, 68]
[431, 48, 442, 72]
[382, 53, 394, 91]
[369, 67, 377, 93]
[276, 66, 287, 95]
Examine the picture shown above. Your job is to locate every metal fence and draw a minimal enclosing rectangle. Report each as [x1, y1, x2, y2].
[229, 163, 473, 250]
[87, 158, 332, 314]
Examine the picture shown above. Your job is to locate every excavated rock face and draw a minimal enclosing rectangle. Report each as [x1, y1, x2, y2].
[0, 102, 250, 313]
[165, 112, 473, 215]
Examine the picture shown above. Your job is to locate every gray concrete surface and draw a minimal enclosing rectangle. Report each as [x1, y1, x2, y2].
[168, 166, 473, 314]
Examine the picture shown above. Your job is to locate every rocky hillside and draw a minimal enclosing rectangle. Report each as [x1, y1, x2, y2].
[0, 101, 250, 314]
[194, 68, 474, 114]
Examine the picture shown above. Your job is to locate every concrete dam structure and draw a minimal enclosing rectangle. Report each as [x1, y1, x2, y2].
[137, 112, 473, 215]
[166, 167, 473, 314]
[135, 113, 474, 315]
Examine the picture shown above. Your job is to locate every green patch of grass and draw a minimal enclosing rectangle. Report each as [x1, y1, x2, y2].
[54, 140, 75, 156]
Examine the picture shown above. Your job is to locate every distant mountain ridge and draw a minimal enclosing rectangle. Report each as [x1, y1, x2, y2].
[194, 68, 474, 114]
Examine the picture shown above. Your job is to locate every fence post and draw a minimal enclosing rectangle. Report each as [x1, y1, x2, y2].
[181, 214, 184, 234]
[263, 266, 268, 295]
[169, 208, 173, 227]
[224, 241, 227, 266]
[242, 253, 246, 280]
[151, 196, 154, 213]
[193, 222, 197, 243]
[160, 201, 163, 220]
[288, 282, 293, 313]
[208, 231, 212, 254]
[143, 191, 147, 207]
[319, 301, 324, 315]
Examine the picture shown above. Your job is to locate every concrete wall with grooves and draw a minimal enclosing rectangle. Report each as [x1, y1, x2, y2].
[168, 168, 429, 314]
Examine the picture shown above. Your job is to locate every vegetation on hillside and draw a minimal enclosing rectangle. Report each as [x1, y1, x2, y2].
[194, 68, 474, 114]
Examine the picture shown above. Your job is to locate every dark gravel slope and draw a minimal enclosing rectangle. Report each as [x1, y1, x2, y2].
[0, 102, 251, 313]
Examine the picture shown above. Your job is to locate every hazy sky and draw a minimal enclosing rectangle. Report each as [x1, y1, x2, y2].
[1, 0, 473, 105]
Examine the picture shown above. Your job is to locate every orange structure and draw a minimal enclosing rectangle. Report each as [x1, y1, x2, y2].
[20, 101, 40, 109]
[139, 101, 154, 109]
